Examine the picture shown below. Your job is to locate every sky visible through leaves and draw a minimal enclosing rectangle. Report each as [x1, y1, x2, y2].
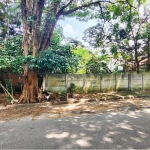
[58, 17, 97, 46]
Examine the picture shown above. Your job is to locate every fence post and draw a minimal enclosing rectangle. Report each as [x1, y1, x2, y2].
[65, 74, 68, 89]
[142, 74, 143, 90]
[83, 75, 86, 93]
[128, 73, 131, 91]
[115, 73, 117, 91]
[100, 74, 102, 92]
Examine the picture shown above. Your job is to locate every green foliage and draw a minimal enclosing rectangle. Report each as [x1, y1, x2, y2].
[1, 0, 150, 75]
[60, 90, 67, 100]
[67, 83, 76, 96]
[51, 25, 64, 49]
[83, 23, 105, 48]
[0, 36, 24, 74]
[0, 29, 79, 74]
[0, 1, 8, 39]
[86, 54, 111, 74]
[32, 46, 79, 73]
[83, 0, 150, 73]
[1, 36, 23, 56]
[110, 45, 117, 55]
[73, 46, 92, 74]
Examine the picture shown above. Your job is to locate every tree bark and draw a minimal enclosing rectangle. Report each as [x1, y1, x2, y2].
[19, 0, 60, 103]
[19, 0, 45, 103]
[19, 71, 38, 103]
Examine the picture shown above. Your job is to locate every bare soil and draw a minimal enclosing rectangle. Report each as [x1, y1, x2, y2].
[0, 91, 150, 121]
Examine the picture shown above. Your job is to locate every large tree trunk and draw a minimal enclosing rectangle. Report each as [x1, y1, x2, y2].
[19, 0, 45, 103]
[19, 0, 60, 103]
[19, 71, 38, 103]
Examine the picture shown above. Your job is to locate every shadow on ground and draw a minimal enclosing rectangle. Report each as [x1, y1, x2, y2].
[0, 109, 150, 149]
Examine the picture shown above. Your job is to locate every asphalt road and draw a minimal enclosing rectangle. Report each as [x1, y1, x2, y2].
[0, 109, 150, 149]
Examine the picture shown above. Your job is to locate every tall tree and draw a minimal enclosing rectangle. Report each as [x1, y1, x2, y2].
[141, 23, 150, 71]
[110, 0, 150, 73]
[83, 0, 150, 73]
[20, 0, 116, 103]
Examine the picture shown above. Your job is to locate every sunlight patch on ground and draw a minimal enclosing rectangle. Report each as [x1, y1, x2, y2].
[0, 106, 7, 110]
[116, 123, 133, 130]
[103, 136, 113, 143]
[45, 132, 69, 139]
[143, 108, 150, 113]
[110, 112, 118, 115]
[70, 134, 78, 138]
[62, 103, 80, 110]
[137, 131, 149, 139]
[89, 124, 96, 128]
[126, 114, 138, 118]
[130, 137, 142, 142]
[126, 111, 141, 118]
[80, 133, 86, 136]
[0, 120, 5, 123]
[107, 131, 120, 135]
[76, 137, 93, 147]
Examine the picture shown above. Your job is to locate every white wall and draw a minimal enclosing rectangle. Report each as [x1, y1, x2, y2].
[43, 73, 150, 93]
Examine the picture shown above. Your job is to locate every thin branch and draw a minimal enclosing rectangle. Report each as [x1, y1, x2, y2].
[137, 7, 150, 32]
[98, 2, 105, 21]
[56, 0, 74, 18]
[62, 0, 114, 16]
[126, 0, 136, 9]
[140, 13, 150, 25]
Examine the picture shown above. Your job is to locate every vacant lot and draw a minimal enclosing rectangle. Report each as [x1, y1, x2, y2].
[0, 91, 150, 121]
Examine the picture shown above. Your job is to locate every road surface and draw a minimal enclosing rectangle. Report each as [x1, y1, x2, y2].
[0, 109, 150, 149]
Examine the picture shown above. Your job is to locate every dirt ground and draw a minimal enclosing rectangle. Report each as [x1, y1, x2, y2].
[0, 91, 150, 121]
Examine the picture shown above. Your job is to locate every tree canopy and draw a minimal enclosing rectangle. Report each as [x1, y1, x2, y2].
[83, 0, 150, 73]
[1, 0, 150, 102]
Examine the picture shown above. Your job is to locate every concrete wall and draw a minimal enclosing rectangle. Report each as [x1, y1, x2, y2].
[43, 73, 150, 93]
[1, 72, 150, 92]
